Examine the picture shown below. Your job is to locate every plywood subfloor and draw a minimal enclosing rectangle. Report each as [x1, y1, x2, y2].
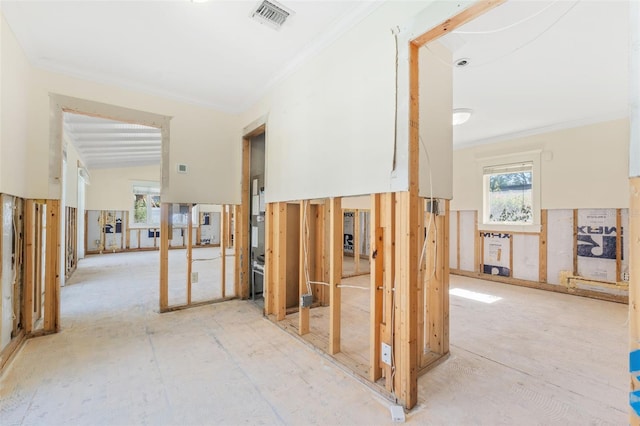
[0, 251, 627, 425]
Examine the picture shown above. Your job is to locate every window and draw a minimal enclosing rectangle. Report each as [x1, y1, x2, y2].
[484, 162, 533, 224]
[478, 150, 541, 233]
[132, 183, 160, 226]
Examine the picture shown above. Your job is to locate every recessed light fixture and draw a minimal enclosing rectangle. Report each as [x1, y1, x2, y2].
[454, 58, 470, 67]
[452, 108, 473, 126]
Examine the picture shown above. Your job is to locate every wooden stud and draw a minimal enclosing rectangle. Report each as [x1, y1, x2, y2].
[239, 138, 251, 299]
[354, 209, 361, 275]
[159, 203, 170, 311]
[299, 200, 310, 335]
[509, 233, 514, 278]
[34, 204, 43, 323]
[370, 194, 383, 382]
[275, 202, 287, 321]
[264, 203, 274, 314]
[381, 192, 395, 392]
[44, 200, 61, 333]
[411, 0, 506, 47]
[417, 199, 426, 367]
[456, 210, 461, 270]
[186, 204, 193, 305]
[442, 200, 450, 354]
[329, 197, 342, 355]
[474, 210, 481, 272]
[84, 210, 88, 257]
[23, 200, 35, 334]
[221, 205, 227, 298]
[539, 209, 548, 283]
[233, 205, 241, 297]
[313, 202, 326, 305]
[616, 208, 622, 283]
[573, 209, 579, 275]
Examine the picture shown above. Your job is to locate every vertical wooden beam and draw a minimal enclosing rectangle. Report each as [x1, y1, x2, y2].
[442, 200, 450, 354]
[369, 194, 383, 382]
[299, 200, 310, 335]
[24, 200, 35, 334]
[539, 209, 548, 283]
[274, 202, 287, 321]
[573, 209, 579, 275]
[629, 177, 640, 423]
[226, 205, 233, 249]
[381, 192, 395, 391]
[196, 212, 203, 246]
[44, 200, 60, 333]
[313, 202, 326, 305]
[474, 210, 481, 272]
[221, 205, 227, 298]
[239, 138, 251, 299]
[456, 210, 461, 270]
[417, 199, 426, 367]
[616, 208, 622, 283]
[159, 203, 170, 311]
[124, 211, 130, 249]
[186, 204, 193, 305]
[264, 203, 274, 314]
[508, 233, 514, 278]
[34, 204, 43, 322]
[354, 209, 361, 275]
[329, 197, 342, 354]
[233, 205, 240, 297]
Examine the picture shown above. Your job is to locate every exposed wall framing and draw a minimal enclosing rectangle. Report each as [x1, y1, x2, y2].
[450, 208, 629, 303]
[159, 203, 237, 313]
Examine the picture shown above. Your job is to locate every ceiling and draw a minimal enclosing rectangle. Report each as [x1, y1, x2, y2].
[1, 0, 630, 168]
[64, 113, 161, 169]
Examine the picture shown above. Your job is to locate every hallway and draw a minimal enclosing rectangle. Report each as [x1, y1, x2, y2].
[0, 251, 627, 425]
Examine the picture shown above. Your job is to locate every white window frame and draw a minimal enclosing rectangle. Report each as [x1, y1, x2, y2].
[131, 182, 161, 228]
[477, 150, 541, 233]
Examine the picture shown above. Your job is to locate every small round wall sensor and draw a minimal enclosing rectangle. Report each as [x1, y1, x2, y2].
[455, 58, 470, 67]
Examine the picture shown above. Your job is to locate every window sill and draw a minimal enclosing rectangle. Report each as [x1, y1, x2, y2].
[478, 223, 541, 234]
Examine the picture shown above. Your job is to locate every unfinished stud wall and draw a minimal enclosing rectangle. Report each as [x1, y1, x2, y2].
[451, 208, 630, 300]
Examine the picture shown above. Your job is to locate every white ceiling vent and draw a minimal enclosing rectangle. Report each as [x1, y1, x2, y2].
[251, 0, 293, 30]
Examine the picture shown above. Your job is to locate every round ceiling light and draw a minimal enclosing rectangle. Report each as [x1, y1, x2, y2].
[452, 108, 473, 126]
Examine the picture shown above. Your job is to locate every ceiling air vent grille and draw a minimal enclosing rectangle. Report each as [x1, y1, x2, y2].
[251, 0, 293, 30]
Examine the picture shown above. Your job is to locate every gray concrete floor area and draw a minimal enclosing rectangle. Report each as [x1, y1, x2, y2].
[0, 251, 627, 425]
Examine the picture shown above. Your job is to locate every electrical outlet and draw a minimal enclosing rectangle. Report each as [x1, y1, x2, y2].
[300, 293, 313, 308]
[623, 271, 630, 282]
[191, 272, 198, 283]
[381, 342, 392, 366]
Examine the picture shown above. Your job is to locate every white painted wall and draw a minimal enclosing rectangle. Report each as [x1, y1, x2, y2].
[241, 1, 470, 203]
[419, 41, 452, 199]
[85, 165, 159, 211]
[0, 14, 30, 197]
[451, 119, 630, 212]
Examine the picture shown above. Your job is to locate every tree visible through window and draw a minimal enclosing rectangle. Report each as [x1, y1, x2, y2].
[485, 163, 533, 224]
[132, 184, 160, 225]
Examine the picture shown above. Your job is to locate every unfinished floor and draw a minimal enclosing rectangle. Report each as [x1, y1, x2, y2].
[0, 251, 626, 425]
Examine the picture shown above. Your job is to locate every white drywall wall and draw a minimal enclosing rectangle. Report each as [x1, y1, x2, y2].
[241, 1, 471, 202]
[85, 165, 159, 211]
[451, 119, 630, 212]
[419, 41, 452, 199]
[0, 14, 30, 197]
